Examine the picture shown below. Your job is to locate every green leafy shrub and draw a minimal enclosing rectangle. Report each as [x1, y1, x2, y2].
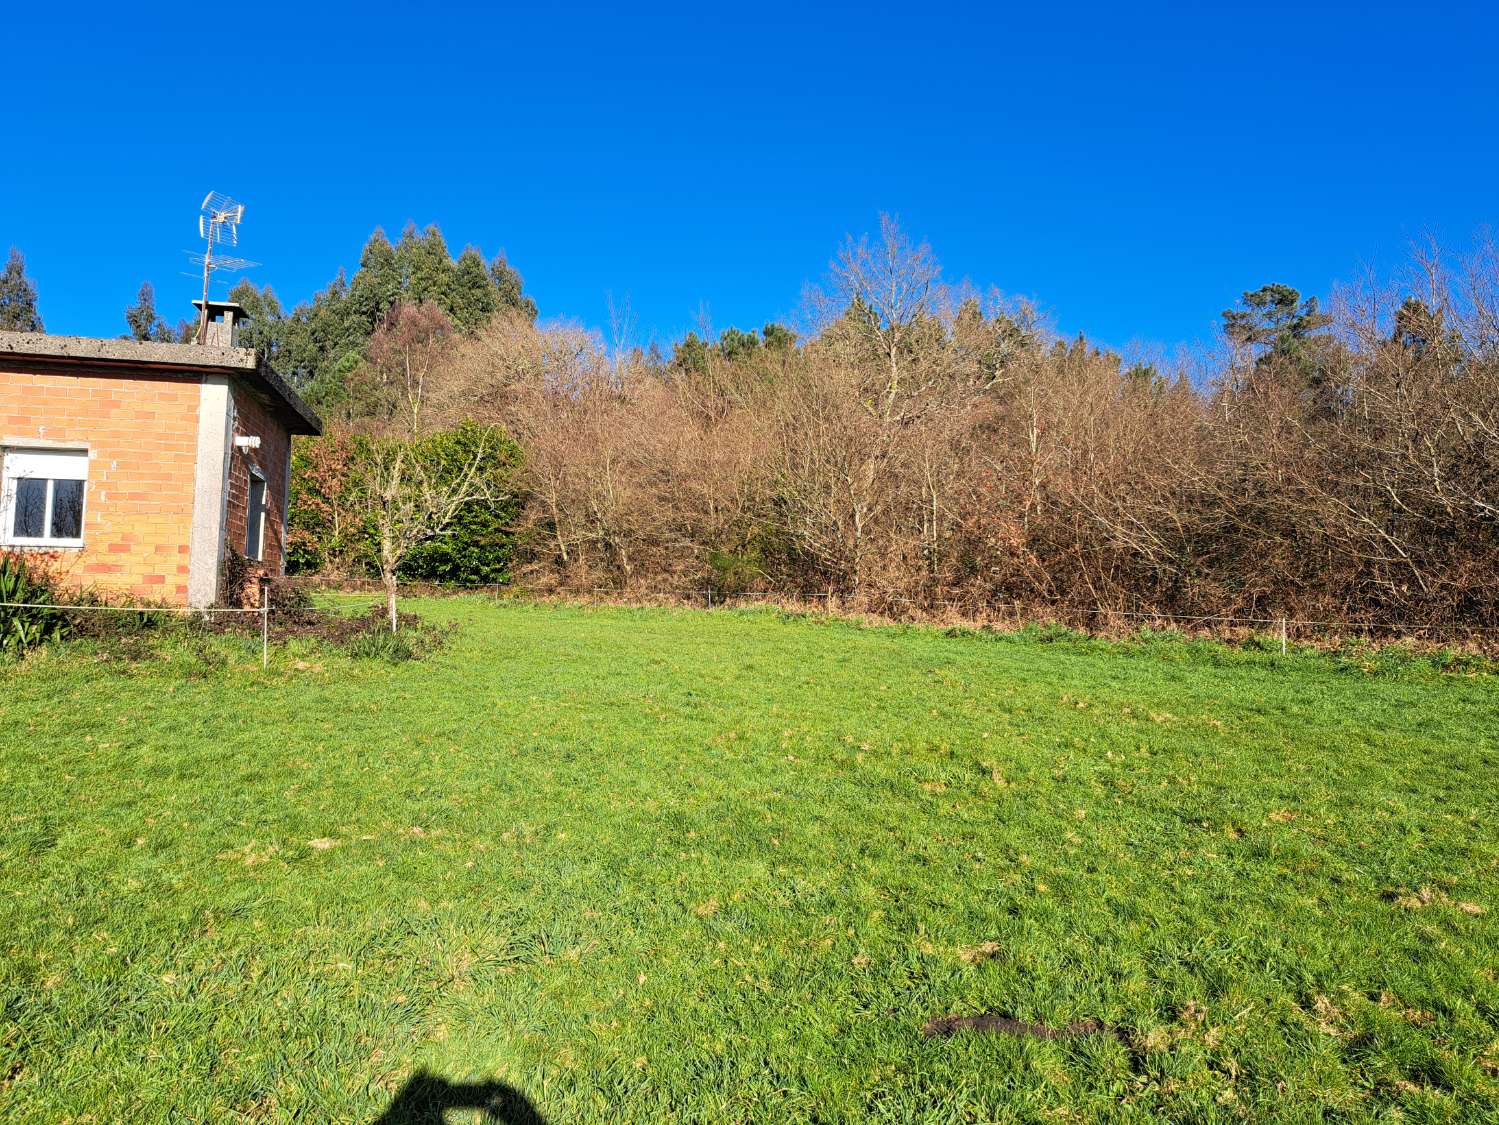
[287, 422, 521, 586]
[399, 423, 523, 585]
[707, 545, 765, 599]
[0, 554, 70, 655]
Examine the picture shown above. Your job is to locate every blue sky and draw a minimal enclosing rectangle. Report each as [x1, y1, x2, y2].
[4, 1, 1494, 356]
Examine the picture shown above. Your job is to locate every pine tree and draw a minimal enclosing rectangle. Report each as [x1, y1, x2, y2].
[672, 331, 710, 374]
[1223, 283, 1339, 399]
[717, 327, 761, 361]
[761, 322, 797, 351]
[0, 248, 43, 332]
[1222, 284, 1331, 364]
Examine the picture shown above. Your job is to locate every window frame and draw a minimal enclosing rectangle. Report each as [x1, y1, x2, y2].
[0, 447, 89, 550]
[245, 468, 267, 561]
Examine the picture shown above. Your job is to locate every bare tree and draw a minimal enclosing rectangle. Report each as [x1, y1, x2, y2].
[357, 430, 505, 630]
[357, 301, 455, 437]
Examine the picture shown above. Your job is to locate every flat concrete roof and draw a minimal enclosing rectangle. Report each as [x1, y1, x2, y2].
[0, 330, 322, 435]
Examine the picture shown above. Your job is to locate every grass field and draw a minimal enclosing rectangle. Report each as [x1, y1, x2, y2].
[1, 600, 1497, 1123]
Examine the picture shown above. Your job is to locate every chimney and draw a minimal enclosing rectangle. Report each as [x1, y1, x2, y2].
[191, 299, 249, 347]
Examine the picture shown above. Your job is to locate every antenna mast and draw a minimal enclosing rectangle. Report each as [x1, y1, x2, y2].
[190, 191, 257, 343]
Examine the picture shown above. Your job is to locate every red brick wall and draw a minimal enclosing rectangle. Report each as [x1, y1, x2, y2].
[224, 386, 292, 580]
[0, 367, 199, 601]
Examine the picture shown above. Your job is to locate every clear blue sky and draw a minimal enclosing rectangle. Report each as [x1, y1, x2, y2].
[4, 1, 1494, 355]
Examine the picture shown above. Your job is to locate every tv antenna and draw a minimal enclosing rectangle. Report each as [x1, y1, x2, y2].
[189, 191, 258, 343]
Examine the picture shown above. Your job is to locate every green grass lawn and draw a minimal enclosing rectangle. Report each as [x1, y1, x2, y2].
[2, 601, 1497, 1123]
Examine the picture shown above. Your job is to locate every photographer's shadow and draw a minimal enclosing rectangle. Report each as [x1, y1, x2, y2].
[372, 1071, 545, 1124]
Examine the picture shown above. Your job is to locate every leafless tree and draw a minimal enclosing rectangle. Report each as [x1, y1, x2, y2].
[357, 431, 505, 630]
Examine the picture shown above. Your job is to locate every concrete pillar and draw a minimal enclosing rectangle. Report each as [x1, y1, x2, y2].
[187, 376, 234, 607]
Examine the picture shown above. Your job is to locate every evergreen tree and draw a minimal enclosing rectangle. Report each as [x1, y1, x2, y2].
[489, 252, 538, 321]
[1392, 296, 1457, 359]
[718, 326, 761, 362]
[396, 224, 458, 310]
[227, 280, 288, 356]
[1223, 285, 1332, 369]
[450, 247, 498, 331]
[762, 322, 797, 352]
[0, 248, 43, 332]
[672, 331, 710, 374]
[123, 281, 176, 342]
[348, 229, 401, 334]
[213, 225, 537, 418]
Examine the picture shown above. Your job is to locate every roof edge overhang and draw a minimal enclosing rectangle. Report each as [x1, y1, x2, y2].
[0, 331, 323, 436]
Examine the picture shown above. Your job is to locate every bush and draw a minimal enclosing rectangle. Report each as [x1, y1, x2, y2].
[0, 554, 70, 655]
[399, 423, 523, 586]
[287, 422, 522, 586]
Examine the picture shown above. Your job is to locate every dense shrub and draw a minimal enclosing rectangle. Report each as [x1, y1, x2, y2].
[288, 422, 521, 586]
[399, 423, 523, 585]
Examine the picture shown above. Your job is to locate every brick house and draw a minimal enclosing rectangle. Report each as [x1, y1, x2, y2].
[0, 301, 321, 606]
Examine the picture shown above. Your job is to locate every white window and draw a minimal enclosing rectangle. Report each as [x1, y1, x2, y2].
[246, 471, 267, 561]
[1, 448, 88, 548]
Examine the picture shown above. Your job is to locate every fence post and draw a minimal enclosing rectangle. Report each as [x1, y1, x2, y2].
[261, 582, 270, 669]
[1279, 615, 1288, 656]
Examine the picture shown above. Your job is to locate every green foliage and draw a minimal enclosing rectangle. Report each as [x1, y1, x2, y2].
[0, 600, 1495, 1120]
[717, 326, 761, 362]
[287, 423, 521, 585]
[761, 321, 797, 351]
[395, 223, 458, 310]
[226, 226, 536, 420]
[399, 423, 523, 585]
[0, 554, 69, 654]
[673, 325, 797, 375]
[122, 281, 177, 342]
[1123, 360, 1165, 392]
[1223, 283, 1335, 388]
[489, 252, 538, 322]
[449, 247, 498, 331]
[671, 330, 710, 374]
[348, 228, 401, 333]
[706, 544, 765, 598]
[225, 280, 287, 353]
[0, 247, 43, 332]
[343, 623, 418, 662]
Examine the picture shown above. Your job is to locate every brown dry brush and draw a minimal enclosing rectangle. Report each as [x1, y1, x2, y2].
[302, 230, 1499, 638]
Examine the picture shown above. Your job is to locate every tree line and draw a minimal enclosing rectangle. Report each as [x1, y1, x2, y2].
[6, 221, 1496, 630]
[283, 217, 1499, 630]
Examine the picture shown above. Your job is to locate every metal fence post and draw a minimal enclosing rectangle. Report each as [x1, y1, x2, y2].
[1279, 615, 1288, 656]
[261, 583, 270, 669]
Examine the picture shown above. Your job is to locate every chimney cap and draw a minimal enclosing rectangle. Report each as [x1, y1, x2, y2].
[192, 299, 249, 320]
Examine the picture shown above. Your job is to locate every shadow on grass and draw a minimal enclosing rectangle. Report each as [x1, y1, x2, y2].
[372, 1071, 545, 1124]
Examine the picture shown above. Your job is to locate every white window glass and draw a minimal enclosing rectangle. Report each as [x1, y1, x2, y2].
[1, 449, 88, 547]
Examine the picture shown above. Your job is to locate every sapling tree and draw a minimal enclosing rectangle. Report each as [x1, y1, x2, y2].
[356, 425, 507, 630]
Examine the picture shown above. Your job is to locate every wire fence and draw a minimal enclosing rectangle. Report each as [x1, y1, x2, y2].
[6, 576, 1498, 667]
[277, 578, 1499, 651]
